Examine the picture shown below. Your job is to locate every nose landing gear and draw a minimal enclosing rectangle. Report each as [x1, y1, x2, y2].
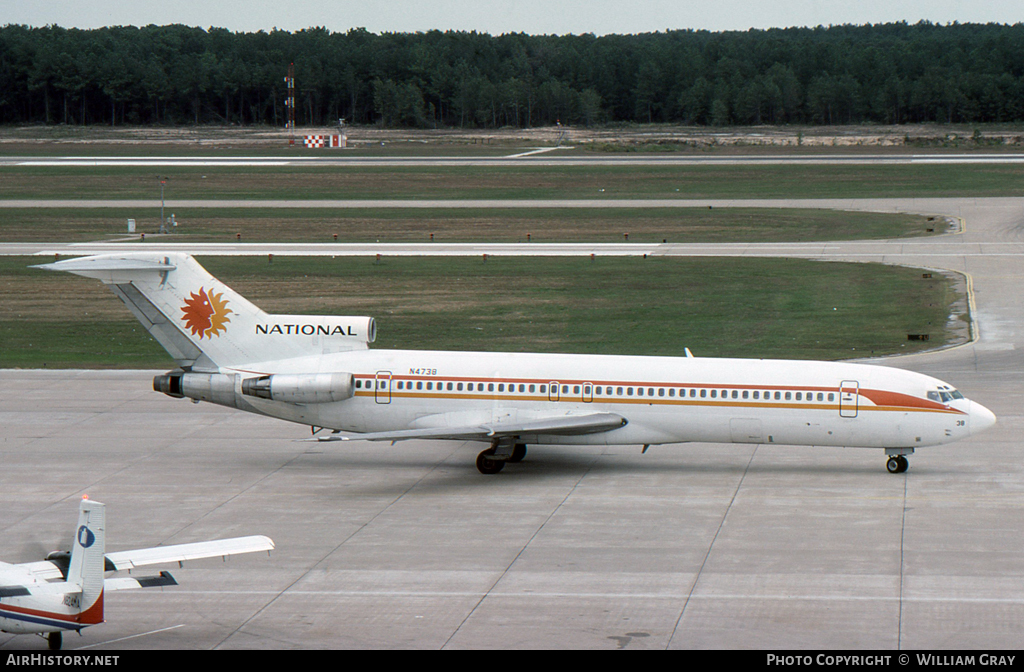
[886, 455, 909, 473]
[885, 448, 913, 473]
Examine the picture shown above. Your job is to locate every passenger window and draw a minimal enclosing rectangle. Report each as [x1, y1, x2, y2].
[700, 389, 706, 398]
[795, 392, 802, 401]
[753, 391, 759, 399]
[574, 385, 580, 394]
[562, 385, 569, 394]
[774, 391, 781, 400]
[659, 388, 666, 397]
[711, 390, 717, 398]
[457, 383, 463, 391]
[617, 387, 624, 395]
[637, 388, 644, 396]
[817, 392, 823, 401]
[742, 390, 748, 399]
[732, 390, 738, 399]
[498, 383, 505, 392]
[539, 385, 546, 393]
[446, 382, 453, 391]
[530, 384, 536, 393]
[690, 389, 697, 398]
[627, 388, 634, 396]
[785, 392, 791, 401]
[426, 382, 433, 390]
[417, 382, 423, 390]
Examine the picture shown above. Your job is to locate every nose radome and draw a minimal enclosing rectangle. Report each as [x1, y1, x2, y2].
[969, 401, 997, 435]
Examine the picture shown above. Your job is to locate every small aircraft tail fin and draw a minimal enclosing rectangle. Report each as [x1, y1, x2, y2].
[35, 253, 376, 370]
[66, 497, 105, 625]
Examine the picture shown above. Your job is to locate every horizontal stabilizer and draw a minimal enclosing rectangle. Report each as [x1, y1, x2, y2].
[33, 257, 176, 276]
[319, 412, 628, 443]
[0, 586, 31, 598]
[105, 571, 178, 592]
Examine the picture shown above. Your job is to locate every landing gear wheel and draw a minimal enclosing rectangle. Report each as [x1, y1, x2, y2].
[886, 456, 909, 473]
[508, 443, 527, 463]
[47, 632, 62, 650]
[476, 448, 505, 474]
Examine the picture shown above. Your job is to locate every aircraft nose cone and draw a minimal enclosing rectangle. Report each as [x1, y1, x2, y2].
[969, 400, 997, 435]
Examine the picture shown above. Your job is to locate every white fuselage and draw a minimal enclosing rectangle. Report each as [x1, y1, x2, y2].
[0, 564, 80, 635]
[223, 349, 987, 450]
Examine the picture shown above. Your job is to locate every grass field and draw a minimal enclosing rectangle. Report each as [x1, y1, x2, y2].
[0, 207, 940, 243]
[0, 255, 962, 369]
[2, 163, 1024, 200]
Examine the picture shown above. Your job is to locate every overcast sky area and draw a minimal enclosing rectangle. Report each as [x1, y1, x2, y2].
[2, 0, 1021, 35]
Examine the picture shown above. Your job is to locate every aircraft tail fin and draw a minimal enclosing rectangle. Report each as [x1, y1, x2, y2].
[36, 253, 376, 370]
[65, 497, 105, 625]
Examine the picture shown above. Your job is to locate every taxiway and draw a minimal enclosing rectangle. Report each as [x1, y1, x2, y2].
[1, 197, 1022, 649]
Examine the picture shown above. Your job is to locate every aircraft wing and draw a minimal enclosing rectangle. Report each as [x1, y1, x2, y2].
[16, 562, 65, 581]
[104, 535, 274, 571]
[17, 535, 274, 579]
[318, 411, 628, 442]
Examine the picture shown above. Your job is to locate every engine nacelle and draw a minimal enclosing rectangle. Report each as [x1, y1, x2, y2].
[240, 372, 354, 404]
[153, 371, 240, 407]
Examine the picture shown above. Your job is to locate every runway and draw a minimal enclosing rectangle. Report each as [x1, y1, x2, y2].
[1, 197, 1023, 649]
[5, 152, 1024, 168]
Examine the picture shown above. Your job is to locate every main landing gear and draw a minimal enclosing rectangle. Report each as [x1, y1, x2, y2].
[476, 439, 527, 474]
[47, 631, 62, 650]
[885, 448, 913, 474]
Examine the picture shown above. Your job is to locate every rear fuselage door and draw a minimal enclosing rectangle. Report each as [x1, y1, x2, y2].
[839, 380, 859, 418]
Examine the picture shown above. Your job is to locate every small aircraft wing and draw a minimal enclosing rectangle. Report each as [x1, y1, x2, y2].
[17, 535, 274, 579]
[105, 535, 275, 571]
[16, 562, 65, 581]
[318, 411, 628, 442]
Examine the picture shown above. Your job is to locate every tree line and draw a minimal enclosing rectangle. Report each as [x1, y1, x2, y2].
[1, 21, 1023, 128]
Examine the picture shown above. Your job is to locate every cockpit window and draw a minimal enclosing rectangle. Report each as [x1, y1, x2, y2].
[928, 389, 963, 403]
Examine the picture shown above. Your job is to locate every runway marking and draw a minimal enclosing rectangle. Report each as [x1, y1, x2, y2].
[503, 147, 568, 158]
[6, 153, 1024, 167]
[71, 623, 185, 649]
[162, 589, 1024, 604]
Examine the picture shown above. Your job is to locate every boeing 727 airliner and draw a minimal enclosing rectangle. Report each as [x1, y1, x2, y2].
[39, 253, 996, 474]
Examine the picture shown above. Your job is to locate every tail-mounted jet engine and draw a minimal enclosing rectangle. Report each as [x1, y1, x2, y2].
[241, 372, 354, 404]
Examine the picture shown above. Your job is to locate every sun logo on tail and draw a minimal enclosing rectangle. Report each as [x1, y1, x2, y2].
[181, 287, 232, 339]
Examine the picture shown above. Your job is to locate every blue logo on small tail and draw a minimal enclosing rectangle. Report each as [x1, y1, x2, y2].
[77, 525, 95, 548]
